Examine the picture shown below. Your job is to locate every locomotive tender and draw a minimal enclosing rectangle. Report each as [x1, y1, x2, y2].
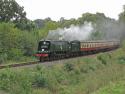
[35, 40, 120, 61]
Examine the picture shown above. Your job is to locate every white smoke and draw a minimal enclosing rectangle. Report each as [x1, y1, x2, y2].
[46, 22, 94, 41]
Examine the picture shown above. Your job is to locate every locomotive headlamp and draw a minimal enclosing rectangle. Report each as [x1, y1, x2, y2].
[43, 42, 46, 44]
[42, 49, 44, 51]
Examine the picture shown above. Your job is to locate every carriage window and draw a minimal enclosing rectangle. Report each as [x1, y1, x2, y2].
[85, 44, 86, 48]
[83, 44, 85, 47]
[88, 44, 90, 47]
[83, 44, 85, 48]
[86, 44, 88, 48]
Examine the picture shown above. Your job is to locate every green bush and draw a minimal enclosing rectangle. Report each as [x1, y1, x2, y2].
[0, 53, 7, 64]
[0, 23, 38, 61]
[122, 40, 125, 50]
[33, 72, 48, 87]
[118, 56, 125, 64]
[8, 48, 23, 60]
[64, 63, 74, 72]
[0, 69, 32, 94]
[97, 53, 111, 65]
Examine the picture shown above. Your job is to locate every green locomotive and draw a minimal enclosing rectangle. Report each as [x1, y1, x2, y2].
[35, 40, 80, 61]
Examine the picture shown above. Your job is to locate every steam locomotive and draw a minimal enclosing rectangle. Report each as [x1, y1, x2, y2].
[35, 40, 120, 61]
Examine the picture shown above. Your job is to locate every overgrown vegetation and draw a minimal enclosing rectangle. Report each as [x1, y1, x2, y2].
[0, 23, 38, 63]
[0, 69, 32, 94]
[0, 44, 125, 94]
[0, 0, 125, 64]
[92, 80, 125, 94]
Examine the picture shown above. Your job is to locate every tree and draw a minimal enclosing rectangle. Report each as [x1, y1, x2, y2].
[119, 5, 125, 22]
[0, 0, 35, 31]
[38, 20, 59, 39]
[0, 23, 37, 61]
[34, 19, 45, 29]
[15, 19, 36, 31]
[58, 17, 77, 28]
[0, 0, 26, 22]
[118, 5, 125, 40]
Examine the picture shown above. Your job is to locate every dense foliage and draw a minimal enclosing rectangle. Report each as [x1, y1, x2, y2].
[0, 23, 38, 63]
[0, 0, 125, 63]
[0, 69, 32, 94]
[0, 0, 26, 22]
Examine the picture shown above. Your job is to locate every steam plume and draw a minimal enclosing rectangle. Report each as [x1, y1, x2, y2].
[46, 20, 125, 42]
[46, 22, 94, 41]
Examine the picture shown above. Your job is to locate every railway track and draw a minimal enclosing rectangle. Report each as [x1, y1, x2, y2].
[0, 49, 116, 69]
[0, 61, 39, 69]
[0, 54, 95, 69]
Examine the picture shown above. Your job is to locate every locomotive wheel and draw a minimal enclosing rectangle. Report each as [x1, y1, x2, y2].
[40, 57, 43, 62]
[40, 57, 45, 62]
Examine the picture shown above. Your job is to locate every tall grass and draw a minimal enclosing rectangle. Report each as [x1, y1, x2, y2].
[92, 80, 125, 94]
[32, 52, 125, 94]
[0, 48, 125, 94]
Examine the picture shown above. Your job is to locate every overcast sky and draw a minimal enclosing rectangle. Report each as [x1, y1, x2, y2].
[16, 0, 125, 21]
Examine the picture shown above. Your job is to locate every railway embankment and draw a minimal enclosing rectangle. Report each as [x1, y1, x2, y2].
[0, 48, 125, 94]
